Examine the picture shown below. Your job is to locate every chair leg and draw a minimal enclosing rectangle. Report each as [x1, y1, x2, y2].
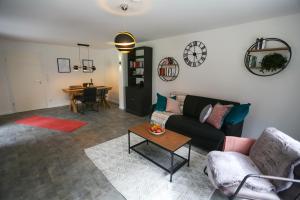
[97, 102, 100, 112]
[81, 103, 85, 114]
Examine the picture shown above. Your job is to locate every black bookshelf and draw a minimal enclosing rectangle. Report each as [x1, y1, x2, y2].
[126, 46, 153, 116]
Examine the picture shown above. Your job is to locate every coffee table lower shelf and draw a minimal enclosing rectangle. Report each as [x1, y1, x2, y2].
[128, 137, 191, 182]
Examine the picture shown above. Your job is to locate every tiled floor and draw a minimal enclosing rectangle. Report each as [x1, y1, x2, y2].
[0, 104, 145, 200]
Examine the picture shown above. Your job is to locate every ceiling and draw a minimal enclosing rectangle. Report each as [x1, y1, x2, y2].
[0, 0, 299, 48]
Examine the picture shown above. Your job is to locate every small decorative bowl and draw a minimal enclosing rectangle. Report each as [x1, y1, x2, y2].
[148, 123, 165, 136]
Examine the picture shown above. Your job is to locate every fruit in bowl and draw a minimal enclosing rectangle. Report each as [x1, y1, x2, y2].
[149, 123, 165, 135]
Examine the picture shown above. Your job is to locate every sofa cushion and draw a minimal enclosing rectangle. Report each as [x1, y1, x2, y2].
[166, 115, 225, 141]
[183, 95, 239, 119]
[207, 151, 275, 192]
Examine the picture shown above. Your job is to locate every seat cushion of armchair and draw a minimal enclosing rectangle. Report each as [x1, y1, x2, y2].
[207, 151, 275, 192]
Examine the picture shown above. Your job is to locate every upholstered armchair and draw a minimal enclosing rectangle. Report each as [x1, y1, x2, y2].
[205, 128, 300, 200]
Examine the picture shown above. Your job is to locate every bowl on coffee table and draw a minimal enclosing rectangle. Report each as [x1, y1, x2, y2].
[148, 123, 165, 136]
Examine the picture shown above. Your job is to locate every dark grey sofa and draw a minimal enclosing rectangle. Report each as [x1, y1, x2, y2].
[153, 95, 244, 151]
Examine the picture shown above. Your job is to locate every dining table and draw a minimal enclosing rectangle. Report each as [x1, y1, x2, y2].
[62, 86, 112, 113]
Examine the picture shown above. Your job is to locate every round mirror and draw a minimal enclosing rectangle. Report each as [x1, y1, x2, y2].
[244, 38, 292, 76]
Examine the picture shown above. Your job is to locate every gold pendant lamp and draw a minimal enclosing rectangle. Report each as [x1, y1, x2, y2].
[114, 3, 136, 53]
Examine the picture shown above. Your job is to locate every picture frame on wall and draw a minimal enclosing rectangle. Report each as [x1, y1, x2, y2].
[82, 59, 93, 73]
[57, 58, 71, 73]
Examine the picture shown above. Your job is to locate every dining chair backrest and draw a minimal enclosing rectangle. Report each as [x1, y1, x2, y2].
[83, 87, 97, 102]
[97, 88, 108, 99]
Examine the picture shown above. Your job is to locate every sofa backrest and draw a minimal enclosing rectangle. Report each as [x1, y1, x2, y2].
[249, 127, 300, 192]
[183, 95, 239, 119]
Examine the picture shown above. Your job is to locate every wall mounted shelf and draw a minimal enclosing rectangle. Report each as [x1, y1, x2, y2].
[244, 38, 292, 77]
[248, 47, 289, 53]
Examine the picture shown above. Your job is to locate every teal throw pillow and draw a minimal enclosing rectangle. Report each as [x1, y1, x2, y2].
[155, 93, 167, 111]
[224, 103, 251, 125]
[155, 93, 176, 111]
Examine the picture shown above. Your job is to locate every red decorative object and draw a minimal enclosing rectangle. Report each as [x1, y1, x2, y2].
[15, 115, 87, 132]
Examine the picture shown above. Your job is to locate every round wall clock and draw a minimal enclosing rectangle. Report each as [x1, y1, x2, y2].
[183, 41, 207, 67]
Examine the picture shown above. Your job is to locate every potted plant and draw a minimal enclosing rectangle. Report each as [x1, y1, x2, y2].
[260, 53, 287, 73]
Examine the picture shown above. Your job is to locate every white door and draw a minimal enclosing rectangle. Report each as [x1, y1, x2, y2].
[5, 52, 47, 112]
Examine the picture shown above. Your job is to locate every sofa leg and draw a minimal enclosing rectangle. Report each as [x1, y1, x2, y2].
[203, 166, 208, 176]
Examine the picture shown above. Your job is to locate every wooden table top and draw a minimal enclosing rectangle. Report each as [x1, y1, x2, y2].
[128, 122, 191, 152]
[62, 86, 112, 93]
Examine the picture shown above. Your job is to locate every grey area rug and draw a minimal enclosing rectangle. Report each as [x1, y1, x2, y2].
[85, 134, 226, 200]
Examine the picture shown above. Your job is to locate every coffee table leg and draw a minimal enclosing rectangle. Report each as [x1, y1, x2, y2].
[128, 131, 130, 154]
[170, 152, 174, 182]
[188, 141, 191, 167]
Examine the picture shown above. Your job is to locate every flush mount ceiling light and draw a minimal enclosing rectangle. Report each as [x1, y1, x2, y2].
[73, 43, 96, 72]
[98, 0, 151, 16]
[114, 3, 136, 54]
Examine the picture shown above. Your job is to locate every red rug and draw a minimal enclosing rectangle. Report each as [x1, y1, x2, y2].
[15, 115, 87, 132]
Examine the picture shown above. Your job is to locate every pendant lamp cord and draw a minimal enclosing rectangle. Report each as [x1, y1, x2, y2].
[78, 45, 81, 66]
[87, 46, 90, 65]
[121, 1, 128, 32]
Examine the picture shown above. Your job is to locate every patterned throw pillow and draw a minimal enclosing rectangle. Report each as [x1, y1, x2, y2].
[206, 103, 233, 129]
[199, 104, 212, 123]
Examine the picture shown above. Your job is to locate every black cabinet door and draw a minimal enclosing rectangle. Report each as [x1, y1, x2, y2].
[126, 87, 151, 116]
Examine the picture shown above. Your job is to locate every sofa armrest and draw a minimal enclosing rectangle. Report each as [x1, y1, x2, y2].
[223, 136, 256, 155]
[222, 121, 244, 137]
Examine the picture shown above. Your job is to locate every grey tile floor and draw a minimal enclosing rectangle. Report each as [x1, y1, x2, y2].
[0, 104, 146, 200]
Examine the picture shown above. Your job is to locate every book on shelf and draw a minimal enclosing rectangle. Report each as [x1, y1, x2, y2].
[130, 61, 144, 68]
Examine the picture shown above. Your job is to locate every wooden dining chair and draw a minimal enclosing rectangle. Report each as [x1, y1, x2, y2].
[75, 87, 99, 113]
[97, 88, 110, 108]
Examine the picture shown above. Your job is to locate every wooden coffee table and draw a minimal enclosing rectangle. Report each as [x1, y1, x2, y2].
[128, 122, 192, 182]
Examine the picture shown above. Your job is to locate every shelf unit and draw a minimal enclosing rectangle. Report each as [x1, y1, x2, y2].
[244, 38, 292, 77]
[248, 47, 289, 53]
[126, 46, 153, 116]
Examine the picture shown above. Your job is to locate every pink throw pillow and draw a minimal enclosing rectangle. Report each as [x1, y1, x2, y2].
[223, 136, 256, 155]
[206, 103, 233, 129]
[166, 98, 181, 114]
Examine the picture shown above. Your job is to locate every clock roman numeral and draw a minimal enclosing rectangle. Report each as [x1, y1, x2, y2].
[184, 57, 189, 63]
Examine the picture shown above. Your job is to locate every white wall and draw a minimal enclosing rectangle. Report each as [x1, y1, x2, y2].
[137, 13, 300, 140]
[0, 39, 119, 115]
[101, 48, 120, 104]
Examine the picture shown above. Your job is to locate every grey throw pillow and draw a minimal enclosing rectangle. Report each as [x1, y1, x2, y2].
[199, 104, 212, 123]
